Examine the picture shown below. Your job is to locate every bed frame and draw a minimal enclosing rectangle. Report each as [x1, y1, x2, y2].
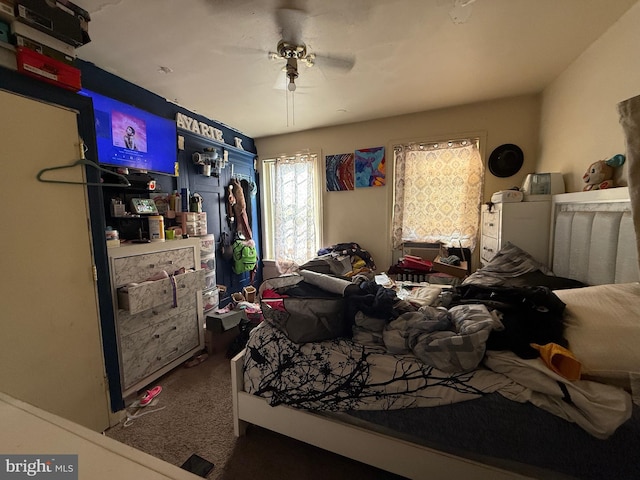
[231, 188, 638, 480]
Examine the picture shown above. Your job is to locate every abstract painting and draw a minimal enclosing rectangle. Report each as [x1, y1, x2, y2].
[326, 153, 355, 191]
[355, 146, 385, 188]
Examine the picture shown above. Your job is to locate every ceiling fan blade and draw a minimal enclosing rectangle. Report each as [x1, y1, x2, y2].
[275, 7, 306, 45]
[311, 53, 355, 73]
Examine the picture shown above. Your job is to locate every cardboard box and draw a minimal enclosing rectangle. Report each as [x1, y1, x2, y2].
[432, 255, 468, 278]
[11, 20, 76, 56]
[16, 0, 84, 46]
[0, 40, 16, 70]
[0, 1, 15, 22]
[15, 33, 75, 65]
[205, 309, 247, 334]
[205, 326, 239, 355]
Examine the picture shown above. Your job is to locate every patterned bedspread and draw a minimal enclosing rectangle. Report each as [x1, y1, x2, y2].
[243, 321, 632, 438]
[244, 321, 515, 411]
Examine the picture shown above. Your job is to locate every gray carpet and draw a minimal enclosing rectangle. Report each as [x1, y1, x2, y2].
[105, 351, 404, 479]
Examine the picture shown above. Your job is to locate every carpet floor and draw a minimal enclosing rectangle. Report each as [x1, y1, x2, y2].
[104, 351, 404, 479]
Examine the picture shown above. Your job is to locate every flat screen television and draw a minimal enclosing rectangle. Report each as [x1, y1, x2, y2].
[80, 89, 178, 176]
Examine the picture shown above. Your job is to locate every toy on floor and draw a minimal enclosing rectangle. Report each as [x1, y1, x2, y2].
[582, 154, 625, 191]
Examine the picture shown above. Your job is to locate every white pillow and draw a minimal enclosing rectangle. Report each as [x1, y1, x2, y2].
[555, 283, 640, 399]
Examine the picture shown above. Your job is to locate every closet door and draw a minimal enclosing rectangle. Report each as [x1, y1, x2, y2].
[0, 90, 110, 432]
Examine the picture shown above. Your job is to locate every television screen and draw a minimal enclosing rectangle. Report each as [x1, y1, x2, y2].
[80, 89, 178, 176]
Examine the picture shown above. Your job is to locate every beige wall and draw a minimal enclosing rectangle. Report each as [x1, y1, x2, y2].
[538, 1, 640, 192]
[256, 94, 541, 271]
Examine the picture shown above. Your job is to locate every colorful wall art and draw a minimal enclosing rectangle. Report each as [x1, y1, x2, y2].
[355, 146, 385, 188]
[326, 153, 355, 191]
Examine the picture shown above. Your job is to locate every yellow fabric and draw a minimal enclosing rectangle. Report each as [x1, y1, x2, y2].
[531, 343, 582, 381]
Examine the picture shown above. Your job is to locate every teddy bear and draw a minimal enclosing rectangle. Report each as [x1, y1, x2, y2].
[582, 154, 625, 191]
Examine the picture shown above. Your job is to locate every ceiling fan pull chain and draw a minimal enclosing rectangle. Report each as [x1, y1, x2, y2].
[286, 77, 290, 128]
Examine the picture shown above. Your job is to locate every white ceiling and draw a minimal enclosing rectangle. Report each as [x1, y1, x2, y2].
[74, 0, 637, 139]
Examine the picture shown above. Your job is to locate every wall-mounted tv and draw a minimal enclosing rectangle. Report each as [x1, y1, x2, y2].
[80, 89, 178, 176]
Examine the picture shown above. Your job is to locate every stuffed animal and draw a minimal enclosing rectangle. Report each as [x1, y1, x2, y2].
[582, 154, 625, 191]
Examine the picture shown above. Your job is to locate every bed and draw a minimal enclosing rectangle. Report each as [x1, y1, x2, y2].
[231, 187, 640, 480]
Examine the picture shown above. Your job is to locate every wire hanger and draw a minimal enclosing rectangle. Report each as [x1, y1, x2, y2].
[36, 140, 131, 187]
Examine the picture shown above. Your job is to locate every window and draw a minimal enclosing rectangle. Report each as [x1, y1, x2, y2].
[261, 152, 323, 266]
[392, 138, 484, 250]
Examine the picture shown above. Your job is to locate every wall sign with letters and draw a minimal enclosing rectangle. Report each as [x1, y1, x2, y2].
[175, 112, 224, 142]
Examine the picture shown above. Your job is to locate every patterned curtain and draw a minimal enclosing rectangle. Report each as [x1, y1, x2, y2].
[274, 153, 319, 266]
[392, 139, 483, 250]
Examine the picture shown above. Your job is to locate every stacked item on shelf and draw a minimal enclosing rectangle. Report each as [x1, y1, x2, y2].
[178, 211, 207, 237]
[0, 0, 15, 69]
[1, 0, 91, 90]
[200, 234, 218, 314]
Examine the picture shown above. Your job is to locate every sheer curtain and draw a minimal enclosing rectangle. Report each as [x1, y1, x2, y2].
[273, 153, 320, 266]
[392, 139, 483, 250]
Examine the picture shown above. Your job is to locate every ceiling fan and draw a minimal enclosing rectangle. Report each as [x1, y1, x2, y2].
[267, 7, 355, 92]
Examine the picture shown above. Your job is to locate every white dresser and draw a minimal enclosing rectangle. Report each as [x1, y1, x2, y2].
[480, 201, 551, 266]
[107, 239, 205, 397]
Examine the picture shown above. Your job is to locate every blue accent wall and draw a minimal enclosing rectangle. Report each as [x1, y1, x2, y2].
[78, 60, 256, 154]
[2, 59, 260, 412]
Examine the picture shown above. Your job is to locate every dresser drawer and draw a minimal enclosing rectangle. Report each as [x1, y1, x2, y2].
[481, 235, 499, 264]
[112, 247, 196, 286]
[117, 269, 204, 315]
[117, 301, 195, 337]
[120, 309, 200, 389]
[482, 209, 500, 239]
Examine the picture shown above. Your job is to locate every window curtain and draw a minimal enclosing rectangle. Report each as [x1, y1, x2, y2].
[392, 139, 483, 250]
[273, 153, 318, 266]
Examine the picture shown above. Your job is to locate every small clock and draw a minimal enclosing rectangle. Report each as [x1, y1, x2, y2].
[130, 198, 159, 215]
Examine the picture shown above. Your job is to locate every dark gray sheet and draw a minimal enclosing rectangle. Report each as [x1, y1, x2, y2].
[342, 394, 640, 480]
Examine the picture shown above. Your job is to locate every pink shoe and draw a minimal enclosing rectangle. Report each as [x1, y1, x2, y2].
[139, 386, 162, 406]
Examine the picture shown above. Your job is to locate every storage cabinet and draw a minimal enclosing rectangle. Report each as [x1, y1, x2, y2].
[480, 201, 551, 266]
[107, 239, 205, 397]
[200, 234, 219, 315]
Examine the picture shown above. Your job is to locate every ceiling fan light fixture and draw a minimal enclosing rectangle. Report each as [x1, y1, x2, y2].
[277, 41, 306, 59]
[285, 57, 299, 91]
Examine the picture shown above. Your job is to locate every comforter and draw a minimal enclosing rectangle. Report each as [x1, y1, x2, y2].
[244, 321, 632, 437]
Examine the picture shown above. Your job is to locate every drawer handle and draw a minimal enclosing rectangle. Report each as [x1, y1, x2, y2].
[488, 223, 494, 227]
[171, 325, 177, 331]
[157, 347, 179, 361]
[153, 334, 160, 339]
[149, 264, 155, 268]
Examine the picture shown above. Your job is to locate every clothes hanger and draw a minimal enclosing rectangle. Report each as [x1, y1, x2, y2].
[36, 140, 131, 187]
[37, 158, 132, 187]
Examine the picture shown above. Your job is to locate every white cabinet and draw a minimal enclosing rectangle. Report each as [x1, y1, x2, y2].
[108, 239, 205, 397]
[480, 201, 551, 266]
